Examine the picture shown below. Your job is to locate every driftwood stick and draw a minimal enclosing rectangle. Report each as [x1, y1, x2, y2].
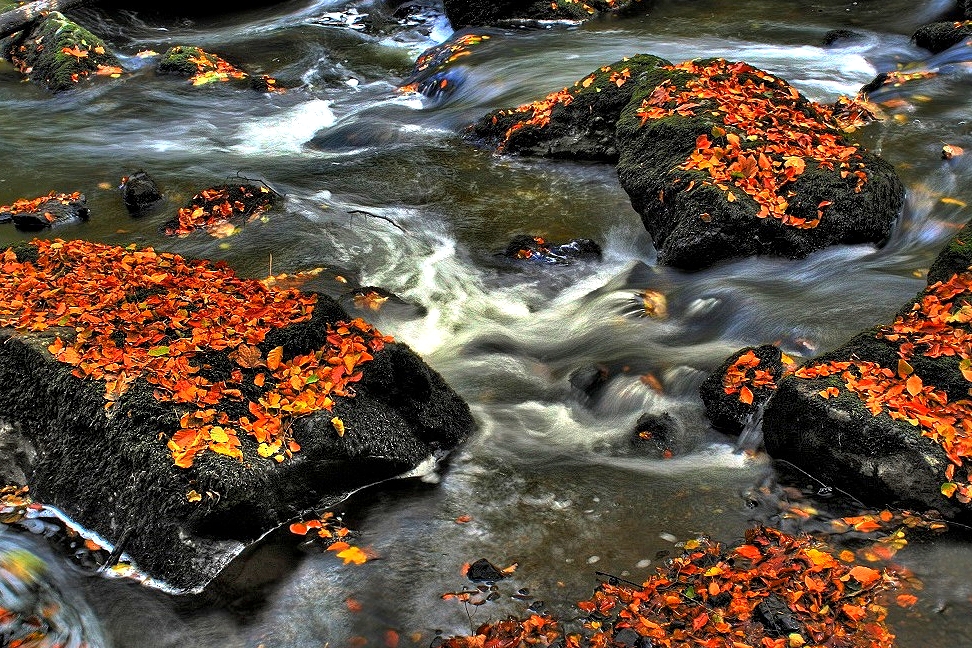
[0, 0, 87, 40]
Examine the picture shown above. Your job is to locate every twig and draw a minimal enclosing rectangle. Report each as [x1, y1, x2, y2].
[347, 209, 408, 234]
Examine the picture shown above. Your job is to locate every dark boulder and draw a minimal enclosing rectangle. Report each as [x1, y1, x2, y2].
[469, 54, 671, 160]
[161, 182, 278, 238]
[616, 58, 904, 270]
[119, 170, 163, 215]
[822, 29, 864, 47]
[700, 345, 786, 435]
[0, 239, 475, 592]
[757, 218, 972, 521]
[442, 0, 644, 28]
[912, 20, 972, 54]
[0, 191, 89, 231]
[0, 11, 122, 92]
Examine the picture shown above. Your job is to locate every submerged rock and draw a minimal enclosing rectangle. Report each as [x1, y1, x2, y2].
[616, 59, 904, 270]
[704, 218, 972, 521]
[0, 191, 89, 231]
[0, 239, 475, 591]
[0, 11, 123, 92]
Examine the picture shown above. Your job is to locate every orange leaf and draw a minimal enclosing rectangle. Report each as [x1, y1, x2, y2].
[848, 565, 881, 586]
[289, 522, 309, 535]
[734, 544, 762, 561]
[267, 345, 284, 371]
[739, 385, 754, 405]
[896, 593, 918, 608]
[905, 374, 923, 396]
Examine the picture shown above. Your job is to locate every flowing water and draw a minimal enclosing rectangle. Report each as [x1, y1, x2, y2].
[1, 0, 972, 645]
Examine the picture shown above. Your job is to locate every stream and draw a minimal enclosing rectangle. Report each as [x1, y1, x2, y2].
[1, 0, 972, 645]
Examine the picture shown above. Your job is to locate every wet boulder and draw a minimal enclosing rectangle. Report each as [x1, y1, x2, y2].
[0, 239, 475, 592]
[442, 0, 644, 28]
[503, 235, 602, 264]
[119, 170, 163, 215]
[400, 29, 496, 99]
[616, 58, 904, 270]
[699, 345, 786, 435]
[759, 217, 972, 521]
[161, 182, 278, 238]
[157, 45, 281, 92]
[0, 11, 122, 92]
[469, 54, 671, 160]
[0, 191, 89, 231]
[912, 20, 972, 54]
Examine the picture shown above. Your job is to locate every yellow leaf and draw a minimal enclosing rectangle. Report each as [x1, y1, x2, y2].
[186, 489, 202, 502]
[332, 416, 346, 437]
[897, 358, 913, 378]
[209, 426, 229, 443]
[336, 545, 369, 565]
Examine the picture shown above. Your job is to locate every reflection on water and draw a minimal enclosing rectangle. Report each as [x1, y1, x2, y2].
[1, 0, 972, 645]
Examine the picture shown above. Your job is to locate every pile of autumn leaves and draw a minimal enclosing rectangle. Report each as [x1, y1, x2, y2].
[442, 526, 906, 648]
[0, 238, 392, 469]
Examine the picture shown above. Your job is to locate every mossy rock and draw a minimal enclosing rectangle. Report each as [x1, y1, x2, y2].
[615, 58, 904, 270]
[442, 0, 645, 28]
[912, 21, 972, 54]
[0, 240, 475, 591]
[755, 217, 972, 521]
[157, 45, 253, 88]
[699, 345, 785, 434]
[1, 11, 122, 92]
[468, 54, 672, 160]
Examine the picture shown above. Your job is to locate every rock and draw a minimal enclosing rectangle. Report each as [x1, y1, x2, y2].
[442, 0, 641, 28]
[119, 170, 163, 216]
[400, 29, 496, 99]
[0, 11, 122, 92]
[754, 593, 803, 638]
[161, 183, 278, 238]
[912, 20, 972, 54]
[699, 345, 786, 435]
[616, 58, 904, 270]
[339, 286, 428, 320]
[630, 412, 685, 458]
[157, 46, 264, 89]
[466, 558, 507, 582]
[0, 239, 475, 592]
[0, 191, 89, 231]
[469, 54, 672, 160]
[759, 217, 972, 521]
[822, 29, 864, 46]
[502, 235, 602, 264]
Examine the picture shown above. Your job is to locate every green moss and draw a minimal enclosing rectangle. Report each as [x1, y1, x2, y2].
[928, 219, 972, 284]
[157, 45, 206, 77]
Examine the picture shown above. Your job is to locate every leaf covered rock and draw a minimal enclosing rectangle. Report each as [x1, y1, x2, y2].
[0, 239, 475, 591]
[705, 218, 972, 522]
[0, 11, 122, 92]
